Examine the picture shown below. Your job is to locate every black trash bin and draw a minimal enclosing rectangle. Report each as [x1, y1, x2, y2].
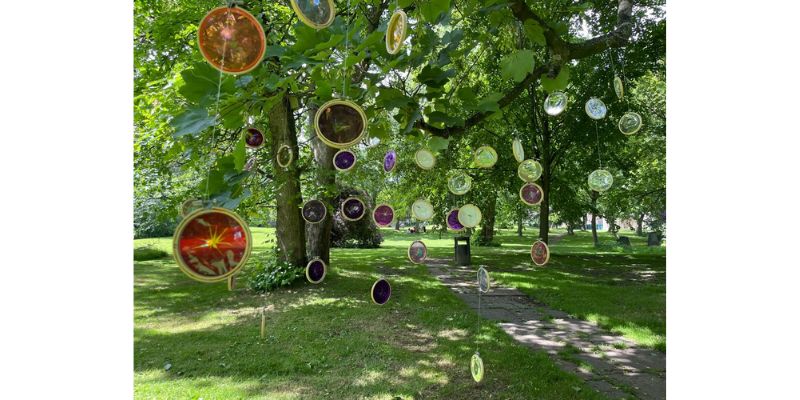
[454, 236, 471, 266]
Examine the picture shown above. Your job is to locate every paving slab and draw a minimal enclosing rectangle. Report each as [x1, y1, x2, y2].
[425, 257, 666, 400]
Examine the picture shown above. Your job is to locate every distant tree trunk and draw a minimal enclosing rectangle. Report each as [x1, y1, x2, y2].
[516, 208, 524, 237]
[480, 191, 497, 244]
[567, 224, 574, 235]
[306, 105, 336, 264]
[268, 94, 306, 267]
[636, 213, 645, 236]
[581, 215, 587, 231]
[590, 191, 599, 246]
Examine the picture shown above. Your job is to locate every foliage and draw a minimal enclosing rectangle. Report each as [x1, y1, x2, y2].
[133, 246, 169, 261]
[243, 251, 304, 293]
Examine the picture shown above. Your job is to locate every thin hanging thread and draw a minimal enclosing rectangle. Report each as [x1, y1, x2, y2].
[341, 0, 351, 98]
[594, 121, 602, 168]
[476, 273, 482, 353]
[205, 6, 232, 203]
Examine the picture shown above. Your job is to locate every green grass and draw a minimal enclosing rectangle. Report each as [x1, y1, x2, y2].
[480, 229, 666, 352]
[135, 227, 611, 399]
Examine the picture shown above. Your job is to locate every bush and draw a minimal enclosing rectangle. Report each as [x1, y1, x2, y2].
[243, 252, 305, 293]
[133, 247, 169, 261]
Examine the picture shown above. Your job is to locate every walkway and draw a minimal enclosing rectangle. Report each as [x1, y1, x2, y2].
[425, 252, 666, 399]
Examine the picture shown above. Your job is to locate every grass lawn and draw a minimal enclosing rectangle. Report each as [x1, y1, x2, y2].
[480, 229, 666, 352]
[134, 227, 611, 399]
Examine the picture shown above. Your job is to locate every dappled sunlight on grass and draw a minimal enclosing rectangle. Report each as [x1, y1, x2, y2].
[134, 226, 661, 398]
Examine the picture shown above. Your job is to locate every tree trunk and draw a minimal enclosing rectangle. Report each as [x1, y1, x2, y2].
[305, 105, 337, 264]
[567, 224, 574, 235]
[636, 213, 645, 236]
[268, 94, 306, 267]
[531, 85, 551, 244]
[480, 191, 497, 244]
[516, 207, 523, 237]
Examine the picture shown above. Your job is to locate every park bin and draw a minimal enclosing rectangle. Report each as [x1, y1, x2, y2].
[454, 236, 471, 266]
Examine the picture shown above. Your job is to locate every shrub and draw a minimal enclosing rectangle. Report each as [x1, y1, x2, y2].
[243, 252, 305, 293]
[133, 247, 169, 261]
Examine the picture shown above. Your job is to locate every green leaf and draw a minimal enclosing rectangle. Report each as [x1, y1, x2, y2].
[500, 50, 535, 82]
[523, 20, 546, 46]
[541, 65, 571, 92]
[233, 135, 246, 171]
[420, 0, 450, 22]
[377, 87, 413, 109]
[417, 65, 455, 87]
[477, 92, 503, 113]
[171, 107, 216, 138]
[179, 63, 221, 103]
[428, 136, 450, 152]
[457, 87, 477, 103]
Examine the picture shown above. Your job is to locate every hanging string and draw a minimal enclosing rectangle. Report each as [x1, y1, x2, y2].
[594, 121, 602, 168]
[476, 283, 482, 353]
[341, 0, 351, 98]
[205, 5, 232, 204]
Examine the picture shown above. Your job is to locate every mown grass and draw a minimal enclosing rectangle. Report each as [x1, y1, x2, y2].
[134, 227, 610, 399]
[479, 229, 666, 352]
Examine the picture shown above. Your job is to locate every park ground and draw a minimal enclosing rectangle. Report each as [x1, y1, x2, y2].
[134, 228, 665, 399]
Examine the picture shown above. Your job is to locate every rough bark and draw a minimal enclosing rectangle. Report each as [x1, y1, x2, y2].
[636, 213, 645, 236]
[530, 86, 551, 244]
[479, 191, 497, 244]
[305, 106, 337, 264]
[268, 94, 306, 267]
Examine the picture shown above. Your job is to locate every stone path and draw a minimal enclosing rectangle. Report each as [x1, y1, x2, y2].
[425, 253, 666, 399]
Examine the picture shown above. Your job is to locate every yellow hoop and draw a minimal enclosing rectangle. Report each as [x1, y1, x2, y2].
[314, 99, 368, 149]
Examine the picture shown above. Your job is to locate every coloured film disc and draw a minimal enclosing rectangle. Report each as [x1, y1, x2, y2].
[530, 240, 550, 266]
[585, 97, 607, 120]
[290, 0, 335, 29]
[446, 208, 464, 231]
[244, 157, 257, 172]
[302, 199, 327, 224]
[519, 183, 544, 206]
[276, 144, 293, 168]
[341, 197, 366, 221]
[198, 7, 266, 74]
[614, 76, 624, 100]
[474, 146, 498, 168]
[477, 266, 490, 293]
[588, 169, 614, 192]
[411, 199, 434, 221]
[448, 171, 473, 195]
[618, 112, 643, 135]
[384, 149, 397, 172]
[414, 148, 436, 170]
[457, 204, 482, 228]
[471, 352, 484, 383]
[372, 203, 395, 227]
[314, 100, 368, 149]
[544, 91, 567, 116]
[385, 9, 408, 55]
[305, 258, 327, 284]
[512, 138, 525, 163]
[371, 278, 392, 305]
[407, 240, 428, 264]
[333, 149, 357, 171]
[517, 159, 543, 182]
[181, 198, 205, 218]
[173, 207, 252, 283]
[244, 127, 264, 148]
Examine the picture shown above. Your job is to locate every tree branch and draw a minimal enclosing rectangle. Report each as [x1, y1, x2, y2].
[416, 0, 635, 138]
